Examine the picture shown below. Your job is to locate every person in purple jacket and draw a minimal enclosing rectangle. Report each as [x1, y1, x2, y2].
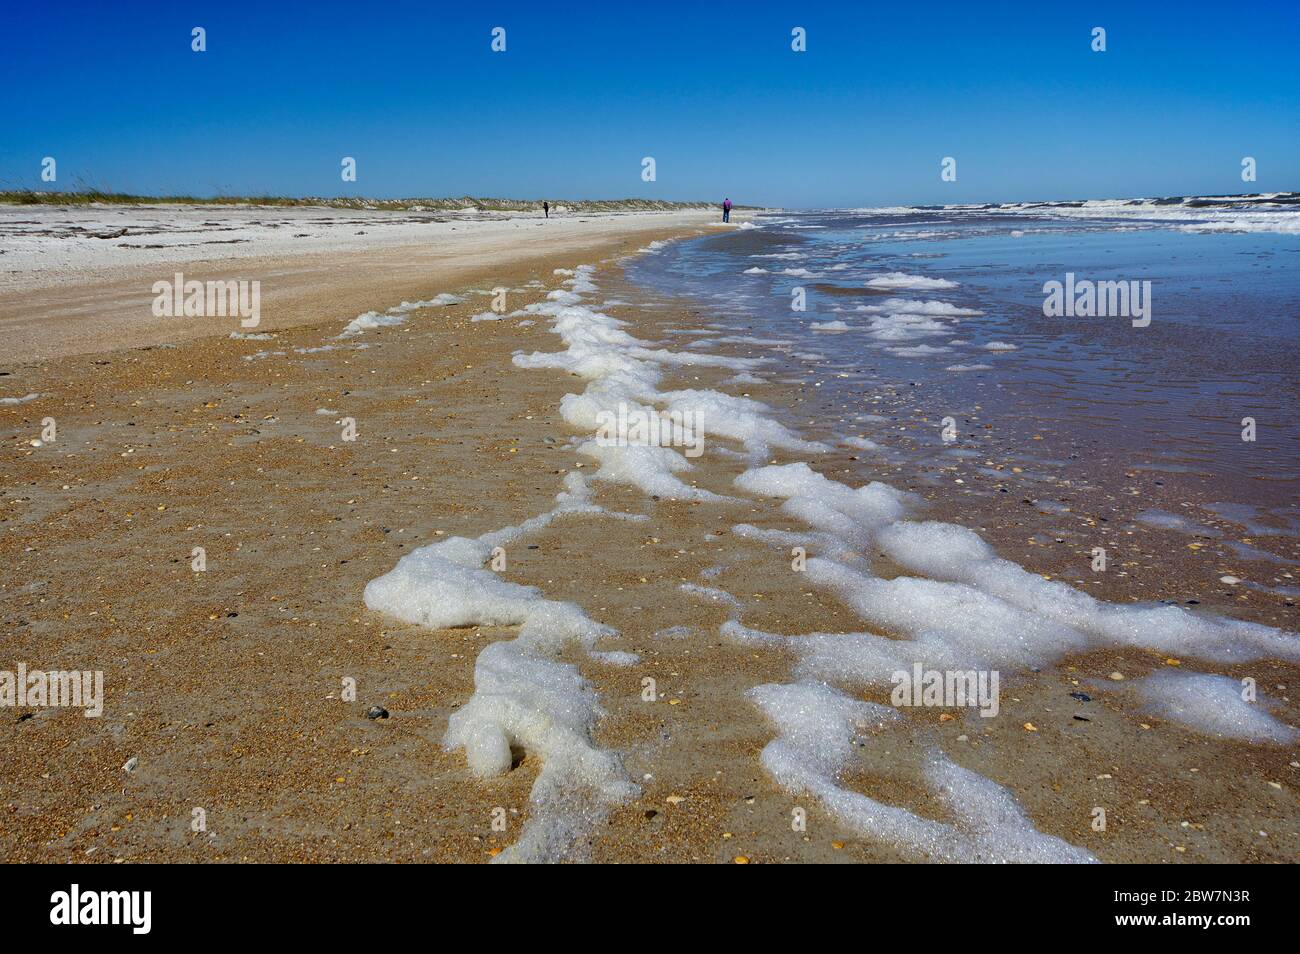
[722, 197, 733, 223]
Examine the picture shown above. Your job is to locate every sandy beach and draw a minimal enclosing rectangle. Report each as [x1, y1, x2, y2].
[0, 205, 721, 362]
[1, 205, 1295, 864]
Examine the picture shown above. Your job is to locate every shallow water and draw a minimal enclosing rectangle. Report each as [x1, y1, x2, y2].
[625, 205, 1300, 505]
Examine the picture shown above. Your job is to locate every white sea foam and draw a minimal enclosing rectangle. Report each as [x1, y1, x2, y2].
[1137, 671, 1297, 743]
[364, 470, 642, 862]
[845, 195, 1300, 235]
[679, 582, 743, 610]
[733, 466, 1300, 673]
[864, 312, 951, 341]
[338, 311, 404, 335]
[735, 462, 913, 551]
[854, 298, 981, 317]
[0, 392, 41, 405]
[865, 272, 959, 291]
[748, 681, 1097, 863]
[362, 259, 825, 859]
[728, 461, 1296, 862]
[889, 343, 952, 356]
[657, 387, 828, 457]
[577, 439, 729, 501]
[842, 436, 881, 451]
[337, 293, 464, 337]
[511, 265, 805, 491]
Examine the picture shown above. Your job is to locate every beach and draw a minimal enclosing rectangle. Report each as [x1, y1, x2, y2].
[1, 204, 1296, 864]
[0, 204, 723, 361]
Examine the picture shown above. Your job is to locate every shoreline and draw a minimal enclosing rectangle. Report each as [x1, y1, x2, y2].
[1, 227, 1296, 863]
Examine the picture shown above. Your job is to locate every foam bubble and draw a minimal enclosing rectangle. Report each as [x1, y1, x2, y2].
[364, 470, 640, 862]
[855, 298, 982, 316]
[732, 467, 1300, 688]
[748, 681, 1097, 863]
[864, 272, 959, 291]
[1138, 671, 1297, 743]
[0, 393, 41, 405]
[338, 293, 463, 337]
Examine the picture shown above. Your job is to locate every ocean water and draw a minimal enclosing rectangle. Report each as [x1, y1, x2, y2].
[624, 199, 1300, 505]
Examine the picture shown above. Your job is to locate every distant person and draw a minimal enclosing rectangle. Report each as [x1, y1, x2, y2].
[543, 201, 549, 219]
[722, 197, 732, 223]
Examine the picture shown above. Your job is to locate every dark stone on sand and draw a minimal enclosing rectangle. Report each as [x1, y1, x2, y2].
[1069, 691, 1091, 702]
[366, 705, 389, 720]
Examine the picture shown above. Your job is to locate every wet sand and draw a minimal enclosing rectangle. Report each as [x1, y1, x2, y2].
[1, 221, 1296, 863]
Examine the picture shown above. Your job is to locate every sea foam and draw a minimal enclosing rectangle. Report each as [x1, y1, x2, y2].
[364, 471, 645, 862]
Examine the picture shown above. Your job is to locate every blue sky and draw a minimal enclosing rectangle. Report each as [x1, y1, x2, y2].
[2, 0, 1296, 207]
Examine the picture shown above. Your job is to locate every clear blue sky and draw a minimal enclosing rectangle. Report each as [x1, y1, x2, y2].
[2, 0, 1296, 207]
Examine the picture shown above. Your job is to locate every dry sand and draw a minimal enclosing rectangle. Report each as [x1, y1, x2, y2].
[0, 205, 720, 361]
[0, 208, 1295, 863]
